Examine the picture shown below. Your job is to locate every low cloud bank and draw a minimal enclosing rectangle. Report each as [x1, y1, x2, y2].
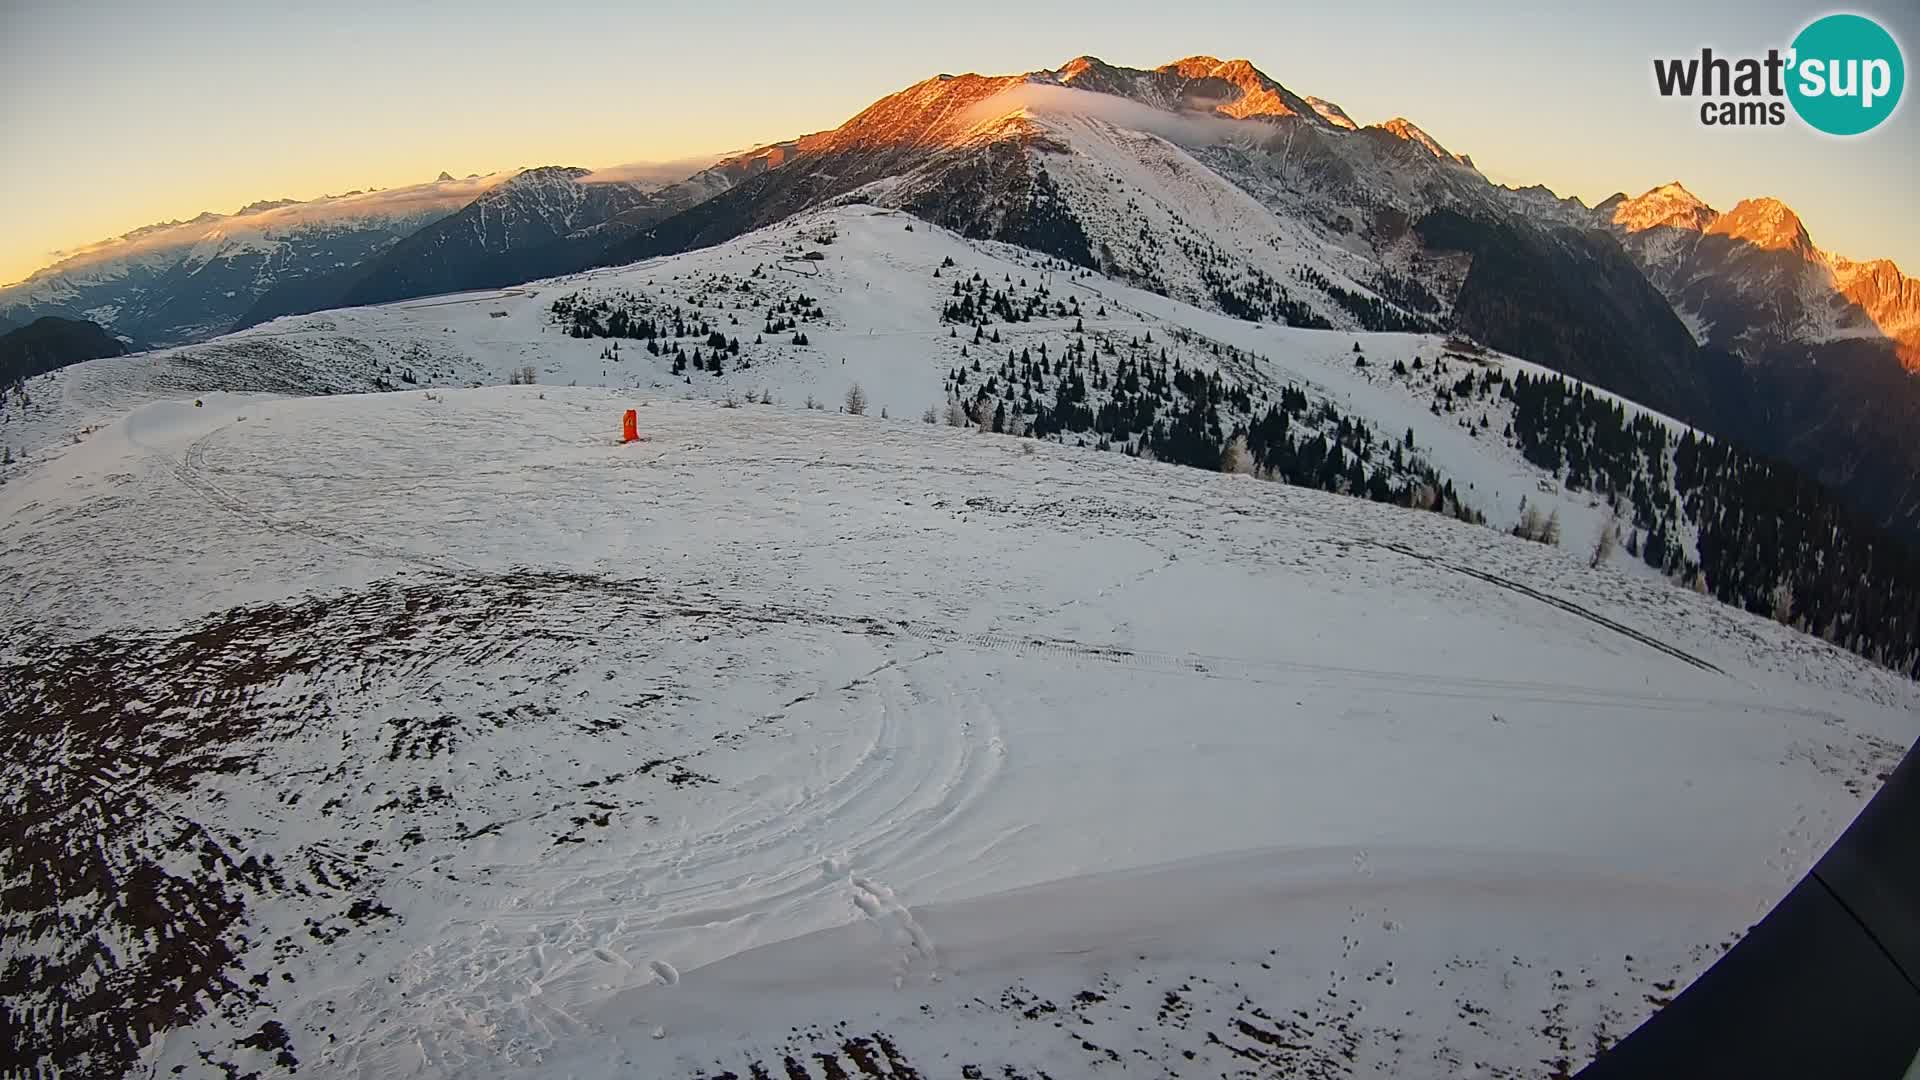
[958, 83, 1282, 148]
[23, 174, 509, 280]
[581, 154, 722, 187]
[15, 155, 727, 282]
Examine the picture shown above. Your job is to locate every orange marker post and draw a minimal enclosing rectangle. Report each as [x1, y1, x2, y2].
[621, 409, 639, 444]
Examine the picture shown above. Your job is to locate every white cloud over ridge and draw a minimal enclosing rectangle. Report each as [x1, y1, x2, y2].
[580, 154, 722, 187]
[958, 83, 1284, 149]
[24, 174, 511, 280]
[13, 154, 728, 283]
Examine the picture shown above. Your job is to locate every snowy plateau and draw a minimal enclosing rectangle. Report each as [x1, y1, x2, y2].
[2, 206, 1916, 1080]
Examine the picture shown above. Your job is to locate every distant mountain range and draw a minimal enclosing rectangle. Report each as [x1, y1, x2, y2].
[239, 150, 803, 327]
[1599, 182, 1920, 366]
[6, 54, 1919, 536]
[0, 175, 507, 347]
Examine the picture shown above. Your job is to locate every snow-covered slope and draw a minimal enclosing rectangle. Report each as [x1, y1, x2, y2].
[6, 204, 1920, 1080]
[5, 205, 1701, 574]
[5, 360, 1914, 1079]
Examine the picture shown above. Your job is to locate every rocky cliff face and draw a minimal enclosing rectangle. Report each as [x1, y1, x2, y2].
[1601, 183, 1920, 368]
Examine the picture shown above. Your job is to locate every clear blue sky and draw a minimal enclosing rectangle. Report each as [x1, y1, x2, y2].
[2, 0, 1914, 282]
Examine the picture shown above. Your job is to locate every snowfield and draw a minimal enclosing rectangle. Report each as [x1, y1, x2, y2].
[3, 379, 1915, 1079]
[3, 204, 1916, 1079]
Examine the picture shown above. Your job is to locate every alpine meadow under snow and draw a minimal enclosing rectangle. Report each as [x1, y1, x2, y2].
[4, 41, 1920, 1080]
[4, 202, 1917, 1080]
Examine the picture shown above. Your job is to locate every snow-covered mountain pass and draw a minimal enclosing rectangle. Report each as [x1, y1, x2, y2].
[3, 375, 1914, 1080]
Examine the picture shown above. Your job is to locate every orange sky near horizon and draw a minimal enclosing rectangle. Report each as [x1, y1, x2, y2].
[3, 0, 1914, 288]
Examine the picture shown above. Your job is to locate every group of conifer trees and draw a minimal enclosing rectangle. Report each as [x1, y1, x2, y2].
[1508, 370, 1920, 676]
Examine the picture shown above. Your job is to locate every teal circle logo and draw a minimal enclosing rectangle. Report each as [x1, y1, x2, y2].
[1787, 13, 1904, 135]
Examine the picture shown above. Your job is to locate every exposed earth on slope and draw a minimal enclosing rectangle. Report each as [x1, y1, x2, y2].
[3, 386, 1911, 1079]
